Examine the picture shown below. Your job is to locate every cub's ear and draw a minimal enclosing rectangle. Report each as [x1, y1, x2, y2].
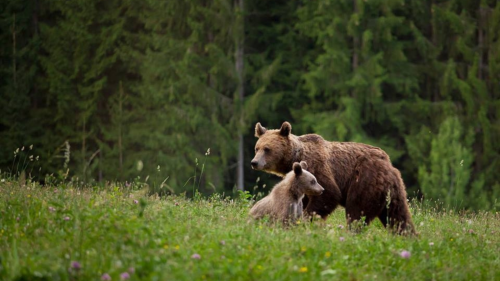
[279, 122, 292, 136]
[293, 162, 302, 176]
[299, 161, 308, 170]
[255, 122, 267, 138]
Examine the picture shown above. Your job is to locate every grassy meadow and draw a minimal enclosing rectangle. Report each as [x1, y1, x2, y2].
[0, 179, 499, 281]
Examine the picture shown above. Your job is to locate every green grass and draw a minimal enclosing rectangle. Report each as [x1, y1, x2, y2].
[0, 180, 499, 281]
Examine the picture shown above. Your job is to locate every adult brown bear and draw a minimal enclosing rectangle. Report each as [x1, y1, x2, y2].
[251, 121, 416, 235]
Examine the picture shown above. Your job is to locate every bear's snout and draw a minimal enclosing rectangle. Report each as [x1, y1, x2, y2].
[316, 186, 325, 196]
[250, 160, 259, 169]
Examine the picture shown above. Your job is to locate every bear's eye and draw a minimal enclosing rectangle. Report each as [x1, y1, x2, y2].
[264, 147, 270, 153]
[255, 147, 259, 152]
[311, 180, 316, 185]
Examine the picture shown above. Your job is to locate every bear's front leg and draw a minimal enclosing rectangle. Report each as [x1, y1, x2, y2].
[304, 182, 341, 219]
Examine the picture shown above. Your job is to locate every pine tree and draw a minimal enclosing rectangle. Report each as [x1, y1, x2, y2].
[0, 1, 41, 175]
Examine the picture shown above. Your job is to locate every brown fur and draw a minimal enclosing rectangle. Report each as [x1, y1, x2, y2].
[249, 161, 324, 224]
[251, 122, 416, 235]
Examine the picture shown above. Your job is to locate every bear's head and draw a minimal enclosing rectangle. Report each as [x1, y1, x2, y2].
[251, 121, 295, 176]
[289, 161, 324, 196]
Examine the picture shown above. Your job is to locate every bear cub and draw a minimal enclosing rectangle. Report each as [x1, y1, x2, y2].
[249, 161, 324, 224]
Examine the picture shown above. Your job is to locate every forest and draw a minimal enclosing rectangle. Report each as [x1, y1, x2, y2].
[1, 0, 499, 210]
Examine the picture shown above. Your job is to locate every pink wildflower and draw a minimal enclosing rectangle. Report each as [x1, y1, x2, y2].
[71, 261, 81, 270]
[120, 272, 130, 280]
[400, 250, 411, 259]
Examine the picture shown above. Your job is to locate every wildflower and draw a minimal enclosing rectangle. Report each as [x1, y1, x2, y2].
[101, 273, 111, 281]
[339, 237, 345, 242]
[49, 206, 56, 212]
[64, 216, 71, 221]
[120, 272, 130, 280]
[205, 148, 210, 156]
[125, 182, 131, 188]
[298, 267, 308, 273]
[220, 240, 226, 245]
[71, 261, 81, 270]
[400, 250, 411, 259]
[325, 251, 332, 258]
[1, 179, 4, 183]
[338, 225, 344, 229]
[29, 144, 33, 150]
[468, 229, 474, 234]
[175, 202, 179, 206]
[191, 253, 201, 259]
[300, 246, 307, 252]
[128, 267, 135, 274]
[133, 200, 138, 204]
[429, 242, 434, 246]
[136, 160, 143, 172]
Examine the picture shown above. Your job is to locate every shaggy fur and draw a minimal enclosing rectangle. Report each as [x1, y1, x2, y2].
[251, 122, 416, 235]
[249, 161, 324, 224]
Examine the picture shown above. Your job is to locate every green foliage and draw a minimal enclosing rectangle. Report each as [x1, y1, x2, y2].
[418, 117, 474, 208]
[0, 0, 499, 209]
[1, 181, 499, 280]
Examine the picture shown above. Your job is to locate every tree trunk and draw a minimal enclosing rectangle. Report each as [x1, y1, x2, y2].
[236, 0, 245, 191]
[12, 14, 16, 88]
[119, 81, 124, 175]
[352, 0, 359, 72]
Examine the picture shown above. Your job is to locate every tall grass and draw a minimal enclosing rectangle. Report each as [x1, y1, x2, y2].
[0, 179, 498, 281]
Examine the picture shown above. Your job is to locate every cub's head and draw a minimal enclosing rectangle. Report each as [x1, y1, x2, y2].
[290, 161, 324, 196]
[251, 122, 294, 176]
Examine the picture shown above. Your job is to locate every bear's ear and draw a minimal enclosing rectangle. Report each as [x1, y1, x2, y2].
[279, 122, 292, 136]
[293, 162, 302, 176]
[299, 161, 308, 170]
[255, 122, 267, 138]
